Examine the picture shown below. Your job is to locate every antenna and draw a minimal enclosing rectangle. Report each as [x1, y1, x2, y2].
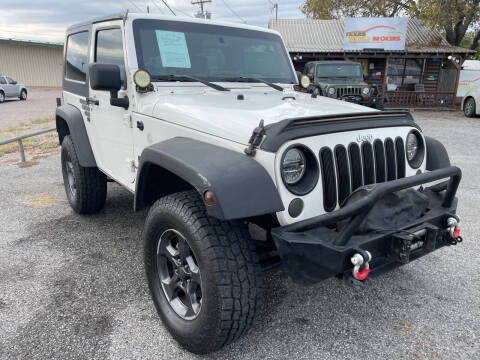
[192, 0, 211, 19]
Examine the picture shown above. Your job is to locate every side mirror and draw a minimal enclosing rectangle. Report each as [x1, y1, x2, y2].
[363, 74, 368, 81]
[89, 63, 129, 109]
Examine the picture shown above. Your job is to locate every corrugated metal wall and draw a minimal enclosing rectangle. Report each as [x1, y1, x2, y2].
[0, 42, 63, 87]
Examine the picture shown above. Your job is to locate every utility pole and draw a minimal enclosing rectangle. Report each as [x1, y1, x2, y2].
[273, 2, 278, 21]
[192, 0, 211, 19]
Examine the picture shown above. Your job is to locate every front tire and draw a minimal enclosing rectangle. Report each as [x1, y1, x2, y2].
[61, 135, 107, 214]
[19, 89, 27, 100]
[0, 91, 4, 103]
[464, 97, 476, 118]
[144, 191, 263, 354]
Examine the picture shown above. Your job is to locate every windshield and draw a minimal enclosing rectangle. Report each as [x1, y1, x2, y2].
[132, 19, 296, 84]
[316, 64, 363, 78]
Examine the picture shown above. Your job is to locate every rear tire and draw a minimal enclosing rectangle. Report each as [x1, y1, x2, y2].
[19, 89, 27, 100]
[464, 97, 476, 118]
[61, 135, 107, 214]
[144, 191, 263, 354]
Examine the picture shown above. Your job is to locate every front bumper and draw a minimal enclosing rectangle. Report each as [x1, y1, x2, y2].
[271, 166, 462, 284]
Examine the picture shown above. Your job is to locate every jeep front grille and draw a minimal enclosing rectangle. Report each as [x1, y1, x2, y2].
[321, 138, 406, 211]
[337, 87, 361, 97]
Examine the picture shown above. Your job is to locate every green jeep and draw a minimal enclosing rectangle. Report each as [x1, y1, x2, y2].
[299, 60, 384, 110]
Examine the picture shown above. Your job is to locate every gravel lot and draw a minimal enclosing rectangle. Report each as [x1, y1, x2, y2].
[0, 111, 479, 360]
[0, 88, 61, 131]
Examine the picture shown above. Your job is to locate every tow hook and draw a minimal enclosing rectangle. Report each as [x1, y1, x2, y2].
[351, 250, 372, 281]
[446, 217, 463, 244]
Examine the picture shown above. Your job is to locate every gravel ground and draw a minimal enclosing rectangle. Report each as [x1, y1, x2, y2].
[0, 88, 61, 131]
[0, 111, 479, 360]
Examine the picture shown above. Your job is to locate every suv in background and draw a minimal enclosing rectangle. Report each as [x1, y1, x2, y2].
[0, 75, 27, 103]
[300, 60, 383, 109]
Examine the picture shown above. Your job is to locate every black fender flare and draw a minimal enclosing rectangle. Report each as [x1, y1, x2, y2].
[135, 137, 285, 220]
[55, 104, 97, 167]
[425, 136, 450, 170]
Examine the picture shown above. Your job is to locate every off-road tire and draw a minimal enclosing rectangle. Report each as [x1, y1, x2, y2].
[464, 97, 476, 118]
[374, 98, 385, 110]
[0, 91, 4, 103]
[61, 135, 107, 214]
[19, 89, 27, 100]
[144, 191, 263, 354]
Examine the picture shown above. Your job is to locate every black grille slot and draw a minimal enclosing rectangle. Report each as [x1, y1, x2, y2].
[320, 148, 337, 212]
[385, 138, 396, 181]
[334, 145, 350, 206]
[395, 137, 406, 178]
[348, 143, 363, 191]
[361, 142, 375, 185]
[373, 139, 386, 183]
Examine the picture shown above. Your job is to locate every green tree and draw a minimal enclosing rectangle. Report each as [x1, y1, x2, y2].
[301, 0, 480, 50]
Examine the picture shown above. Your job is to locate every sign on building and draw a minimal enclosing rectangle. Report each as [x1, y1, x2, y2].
[344, 17, 408, 51]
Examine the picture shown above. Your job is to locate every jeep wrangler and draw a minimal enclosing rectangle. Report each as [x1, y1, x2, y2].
[56, 13, 463, 354]
[299, 60, 383, 109]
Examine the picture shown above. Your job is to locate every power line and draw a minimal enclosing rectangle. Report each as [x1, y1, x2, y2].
[158, 0, 176, 15]
[149, 0, 165, 14]
[220, 0, 246, 23]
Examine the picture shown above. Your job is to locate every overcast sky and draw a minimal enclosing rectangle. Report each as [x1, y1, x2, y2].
[0, 0, 305, 43]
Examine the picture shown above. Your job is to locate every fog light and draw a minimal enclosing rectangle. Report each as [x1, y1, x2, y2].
[288, 198, 303, 218]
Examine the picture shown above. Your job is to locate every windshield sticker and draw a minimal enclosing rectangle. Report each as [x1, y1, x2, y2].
[155, 30, 191, 68]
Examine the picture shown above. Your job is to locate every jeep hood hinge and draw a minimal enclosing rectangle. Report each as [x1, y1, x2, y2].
[244, 119, 265, 156]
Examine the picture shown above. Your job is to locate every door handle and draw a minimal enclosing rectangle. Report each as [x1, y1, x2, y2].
[137, 121, 144, 131]
[86, 97, 99, 105]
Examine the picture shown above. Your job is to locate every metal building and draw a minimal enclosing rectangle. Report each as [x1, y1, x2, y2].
[0, 38, 63, 87]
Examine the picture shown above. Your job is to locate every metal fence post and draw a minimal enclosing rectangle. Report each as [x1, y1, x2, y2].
[17, 139, 26, 162]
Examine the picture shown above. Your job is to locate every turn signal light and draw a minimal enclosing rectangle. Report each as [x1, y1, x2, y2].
[204, 191, 215, 206]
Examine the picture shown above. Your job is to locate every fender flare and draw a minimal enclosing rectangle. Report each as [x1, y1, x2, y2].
[425, 136, 450, 170]
[135, 137, 285, 220]
[56, 104, 97, 167]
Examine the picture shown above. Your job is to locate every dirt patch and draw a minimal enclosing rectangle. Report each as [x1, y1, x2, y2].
[18, 160, 39, 168]
[26, 194, 59, 209]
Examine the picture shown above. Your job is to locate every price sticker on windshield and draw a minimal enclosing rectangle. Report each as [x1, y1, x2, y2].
[155, 30, 191, 69]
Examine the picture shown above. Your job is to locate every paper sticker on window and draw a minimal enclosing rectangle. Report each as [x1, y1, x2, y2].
[155, 30, 191, 68]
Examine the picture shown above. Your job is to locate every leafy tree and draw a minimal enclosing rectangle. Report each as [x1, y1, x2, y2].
[301, 0, 480, 51]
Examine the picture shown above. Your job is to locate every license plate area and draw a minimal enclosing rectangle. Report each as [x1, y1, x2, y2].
[391, 223, 439, 264]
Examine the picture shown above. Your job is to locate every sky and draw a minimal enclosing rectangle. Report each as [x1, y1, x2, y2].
[0, 0, 305, 43]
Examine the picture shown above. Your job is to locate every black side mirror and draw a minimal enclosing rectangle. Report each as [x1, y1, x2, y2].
[296, 71, 302, 84]
[89, 63, 129, 109]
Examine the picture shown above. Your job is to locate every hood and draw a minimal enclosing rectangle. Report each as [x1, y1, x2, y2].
[138, 84, 376, 145]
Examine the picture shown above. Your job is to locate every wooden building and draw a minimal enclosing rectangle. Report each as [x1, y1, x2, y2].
[269, 18, 476, 108]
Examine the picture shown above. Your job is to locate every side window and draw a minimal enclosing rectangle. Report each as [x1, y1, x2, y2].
[6, 77, 15, 84]
[0, 77, 6, 84]
[95, 28, 125, 86]
[307, 65, 314, 76]
[65, 31, 89, 82]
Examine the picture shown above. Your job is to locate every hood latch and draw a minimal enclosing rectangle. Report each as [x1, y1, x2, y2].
[244, 119, 265, 157]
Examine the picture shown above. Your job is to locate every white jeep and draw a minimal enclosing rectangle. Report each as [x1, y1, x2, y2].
[56, 13, 463, 354]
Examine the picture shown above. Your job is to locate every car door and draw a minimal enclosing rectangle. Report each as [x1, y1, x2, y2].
[5, 77, 20, 96]
[0, 77, 7, 95]
[88, 23, 135, 186]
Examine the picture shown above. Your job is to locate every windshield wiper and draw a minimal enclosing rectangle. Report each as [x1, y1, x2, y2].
[221, 77, 284, 92]
[151, 75, 229, 92]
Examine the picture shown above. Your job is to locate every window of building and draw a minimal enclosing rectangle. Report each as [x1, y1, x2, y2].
[387, 58, 425, 90]
[95, 28, 125, 86]
[65, 31, 89, 82]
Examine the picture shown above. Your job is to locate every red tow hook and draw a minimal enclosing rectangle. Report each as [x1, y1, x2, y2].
[453, 227, 461, 239]
[447, 217, 463, 243]
[351, 251, 372, 281]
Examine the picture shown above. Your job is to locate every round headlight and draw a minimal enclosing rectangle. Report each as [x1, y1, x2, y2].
[406, 130, 425, 169]
[328, 87, 336, 96]
[300, 75, 311, 89]
[282, 148, 306, 185]
[362, 87, 370, 95]
[406, 133, 419, 161]
[133, 69, 151, 88]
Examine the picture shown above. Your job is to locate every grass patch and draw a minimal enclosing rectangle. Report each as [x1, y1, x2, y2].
[0, 116, 58, 158]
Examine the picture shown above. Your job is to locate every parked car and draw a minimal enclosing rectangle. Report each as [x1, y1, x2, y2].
[0, 75, 27, 103]
[299, 60, 383, 109]
[461, 88, 479, 117]
[56, 13, 463, 354]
